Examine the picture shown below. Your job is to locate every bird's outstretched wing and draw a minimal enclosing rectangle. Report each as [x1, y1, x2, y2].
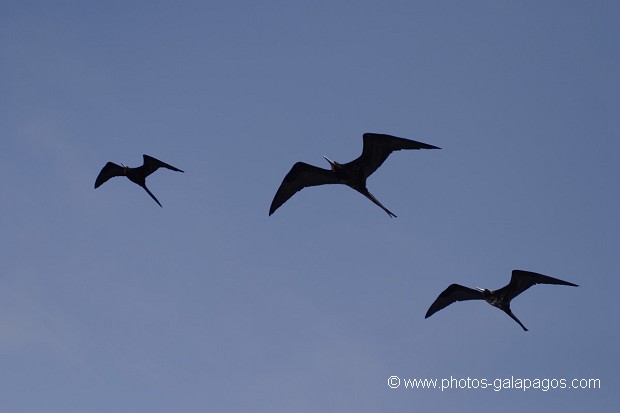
[345, 133, 440, 178]
[94, 162, 125, 188]
[425, 284, 485, 318]
[498, 270, 578, 301]
[139, 154, 184, 177]
[269, 162, 339, 215]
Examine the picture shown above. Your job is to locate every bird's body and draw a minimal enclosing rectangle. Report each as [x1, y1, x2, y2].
[94, 154, 183, 207]
[425, 270, 578, 331]
[269, 133, 440, 217]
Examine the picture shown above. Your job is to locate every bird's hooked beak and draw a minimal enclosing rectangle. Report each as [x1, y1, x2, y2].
[323, 156, 337, 171]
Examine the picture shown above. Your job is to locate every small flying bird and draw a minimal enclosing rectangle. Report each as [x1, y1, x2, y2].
[94, 154, 184, 207]
[269, 133, 440, 217]
[425, 270, 578, 331]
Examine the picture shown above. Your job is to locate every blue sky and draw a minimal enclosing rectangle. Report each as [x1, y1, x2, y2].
[1, 0, 618, 411]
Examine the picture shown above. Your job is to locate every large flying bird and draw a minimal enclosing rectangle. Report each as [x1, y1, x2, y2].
[425, 270, 578, 331]
[94, 154, 183, 207]
[269, 133, 439, 217]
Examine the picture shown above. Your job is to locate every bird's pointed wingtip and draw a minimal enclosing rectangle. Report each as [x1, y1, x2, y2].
[425, 308, 438, 319]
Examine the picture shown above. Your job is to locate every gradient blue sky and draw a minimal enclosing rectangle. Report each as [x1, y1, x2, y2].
[1, 1, 619, 412]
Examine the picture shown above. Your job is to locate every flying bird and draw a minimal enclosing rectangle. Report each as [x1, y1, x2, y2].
[94, 154, 184, 207]
[425, 270, 578, 331]
[269, 133, 440, 217]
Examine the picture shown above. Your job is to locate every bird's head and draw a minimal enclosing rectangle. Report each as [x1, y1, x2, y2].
[323, 156, 340, 171]
[121, 163, 129, 174]
[476, 287, 492, 297]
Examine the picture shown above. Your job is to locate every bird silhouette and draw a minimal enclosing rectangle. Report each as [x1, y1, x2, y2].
[269, 133, 439, 217]
[94, 154, 183, 207]
[425, 270, 578, 331]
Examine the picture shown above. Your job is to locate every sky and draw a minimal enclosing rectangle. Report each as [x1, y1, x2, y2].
[1, 0, 619, 411]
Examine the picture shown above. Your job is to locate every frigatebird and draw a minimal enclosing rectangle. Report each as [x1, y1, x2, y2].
[269, 133, 439, 217]
[94, 154, 183, 207]
[425, 270, 578, 331]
